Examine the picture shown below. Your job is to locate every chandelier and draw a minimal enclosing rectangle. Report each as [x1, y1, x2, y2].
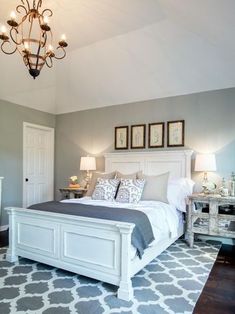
[0, 0, 68, 79]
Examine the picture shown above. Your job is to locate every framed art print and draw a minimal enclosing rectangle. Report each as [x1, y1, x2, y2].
[167, 120, 185, 147]
[115, 126, 128, 150]
[131, 124, 146, 149]
[148, 122, 164, 148]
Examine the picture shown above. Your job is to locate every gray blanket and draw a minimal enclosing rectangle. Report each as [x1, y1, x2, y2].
[28, 201, 154, 258]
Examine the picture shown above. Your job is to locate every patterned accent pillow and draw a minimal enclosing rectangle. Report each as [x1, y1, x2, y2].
[92, 178, 120, 201]
[116, 179, 146, 203]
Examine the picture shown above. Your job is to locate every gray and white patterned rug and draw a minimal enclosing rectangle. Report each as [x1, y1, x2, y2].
[0, 240, 221, 314]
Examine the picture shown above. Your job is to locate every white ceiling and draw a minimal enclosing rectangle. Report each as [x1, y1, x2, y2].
[0, 0, 235, 114]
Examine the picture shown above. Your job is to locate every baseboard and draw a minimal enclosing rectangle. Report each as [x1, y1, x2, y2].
[0, 225, 9, 232]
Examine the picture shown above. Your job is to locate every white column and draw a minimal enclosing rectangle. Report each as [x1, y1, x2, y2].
[0, 177, 4, 227]
[116, 223, 134, 301]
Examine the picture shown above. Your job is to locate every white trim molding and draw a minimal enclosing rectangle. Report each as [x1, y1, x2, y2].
[23, 122, 55, 208]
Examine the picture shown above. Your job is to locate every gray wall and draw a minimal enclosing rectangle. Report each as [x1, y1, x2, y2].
[1, 88, 235, 226]
[0, 100, 55, 226]
[55, 88, 235, 199]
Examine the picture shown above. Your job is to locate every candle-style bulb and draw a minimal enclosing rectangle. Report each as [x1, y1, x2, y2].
[48, 44, 54, 52]
[61, 34, 66, 42]
[10, 11, 16, 21]
[43, 16, 49, 25]
[1, 25, 7, 34]
[24, 42, 29, 51]
[59, 34, 68, 47]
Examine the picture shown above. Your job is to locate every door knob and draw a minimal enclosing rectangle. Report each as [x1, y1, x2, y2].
[25, 178, 29, 182]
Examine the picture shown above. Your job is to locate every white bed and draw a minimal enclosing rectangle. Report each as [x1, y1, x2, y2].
[6, 150, 193, 301]
[62, 196, 184, 261]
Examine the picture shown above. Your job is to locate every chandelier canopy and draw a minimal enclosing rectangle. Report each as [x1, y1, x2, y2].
[0, 0, 68, 79]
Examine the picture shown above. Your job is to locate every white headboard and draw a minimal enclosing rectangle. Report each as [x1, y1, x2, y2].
[105, 150, 193, 179]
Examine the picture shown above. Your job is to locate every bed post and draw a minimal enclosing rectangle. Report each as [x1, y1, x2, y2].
[6, 208, 19, 262]
[116, 223, 134, 301]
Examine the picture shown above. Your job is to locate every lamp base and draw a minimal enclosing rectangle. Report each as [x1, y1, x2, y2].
[84, 170, 91, 189]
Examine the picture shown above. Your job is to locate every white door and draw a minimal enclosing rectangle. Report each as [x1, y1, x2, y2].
[23, 122, 54, 208]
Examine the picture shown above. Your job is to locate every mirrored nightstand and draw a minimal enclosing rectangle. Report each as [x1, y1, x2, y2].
[187, 194, 235, 247]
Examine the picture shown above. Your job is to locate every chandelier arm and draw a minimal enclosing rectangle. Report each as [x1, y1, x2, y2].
[41, 31, 47, 48]
[54, 46, 66, 60]
[1, 41, 17, 55]
[17, 0, 30, 14]
[23, 54, 29, 67]
[16, 45, 23, 57]
[26, 53, 32, 70]
[35, 42, 42, 70]
[37, 0, 43, 11]
[17, 13, 28, 28]
[10, 27, 22, 45]
[16, 4, 28, 16]
[38, 15, 48, 48]
[49, 29, 53, 45]
[28, 14, 34, 40]
[38, 14, 44, 30]
[41, 9, 53, 18]
[45, 56, 53, 68]
[22, 0, 30, 11]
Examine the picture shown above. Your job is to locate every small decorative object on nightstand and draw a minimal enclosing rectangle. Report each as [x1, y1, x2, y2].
[194, 153, 217, 194]
[186, 194, 235, 247]
[69, 176, 80, 188]
[59, 188, 87, 200]
[231, 172, 235, 197]
[219, 177, 229, 197]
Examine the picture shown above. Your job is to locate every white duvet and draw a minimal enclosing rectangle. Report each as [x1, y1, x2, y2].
[61, 197, 182, 259]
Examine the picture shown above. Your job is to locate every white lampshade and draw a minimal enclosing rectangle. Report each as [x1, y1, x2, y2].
[195, 154, 217, 172]
[80, 156, 96, 171]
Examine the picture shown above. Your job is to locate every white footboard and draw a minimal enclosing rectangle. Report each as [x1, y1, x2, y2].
[6, 207, 134, 301]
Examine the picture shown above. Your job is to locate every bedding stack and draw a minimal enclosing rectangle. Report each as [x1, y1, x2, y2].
[60, 170, 194, 259]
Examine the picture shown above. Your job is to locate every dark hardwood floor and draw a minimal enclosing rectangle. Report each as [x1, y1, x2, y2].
[0, 229, 8, 247]
[0, 230, 234, 313]
[194, 244, 235, 314]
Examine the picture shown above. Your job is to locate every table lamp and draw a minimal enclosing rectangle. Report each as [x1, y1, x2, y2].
[80, 156, 96, 188]
[195, 153, 217, 193]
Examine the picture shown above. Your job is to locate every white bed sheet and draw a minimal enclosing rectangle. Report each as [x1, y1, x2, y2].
[61, 197, 182, 259]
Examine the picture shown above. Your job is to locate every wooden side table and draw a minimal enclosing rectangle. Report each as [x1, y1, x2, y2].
[187, 194, 235, 247]
[59, 188, 87, 200]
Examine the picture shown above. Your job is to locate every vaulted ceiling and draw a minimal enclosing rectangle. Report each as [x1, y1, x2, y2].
[0, 0, 235, 114]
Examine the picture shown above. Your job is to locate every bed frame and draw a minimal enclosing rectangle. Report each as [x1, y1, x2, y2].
[6, 150, 193, 301]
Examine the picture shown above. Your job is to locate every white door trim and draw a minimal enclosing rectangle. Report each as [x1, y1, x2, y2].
[23, 122, 55, 208]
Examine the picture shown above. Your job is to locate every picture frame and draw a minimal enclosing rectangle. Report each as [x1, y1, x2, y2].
[148, 122, 164, 148]
[131, 124, 146, 149]
[115, 126, 129, 150]
[167, 120, 185, 147]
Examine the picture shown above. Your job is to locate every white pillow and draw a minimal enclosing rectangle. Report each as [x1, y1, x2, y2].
[167, 178, 195, 212]
[92, 178, 120, 201]
[138, 172, 169, 203]
[116, 179, 145, 203]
